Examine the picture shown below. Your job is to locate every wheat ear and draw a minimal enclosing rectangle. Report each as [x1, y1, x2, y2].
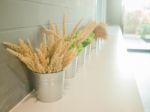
[3, 42, 21, 53]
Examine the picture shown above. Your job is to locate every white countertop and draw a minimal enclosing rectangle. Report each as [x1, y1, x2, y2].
[10, 26, 144, 112]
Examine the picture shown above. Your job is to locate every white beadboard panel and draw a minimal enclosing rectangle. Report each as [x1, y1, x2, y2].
[0, 61, 31, 96]
[0, 0, 96, 31]
[21, 0, 67, 6]
[0, 0, 68, 30]
[65, 0, 96, 8]
[68, 7, 96, 23]
[65, 0, 82, 8]
[66, 0, 97, 22]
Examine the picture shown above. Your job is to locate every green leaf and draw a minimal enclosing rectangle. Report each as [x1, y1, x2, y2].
[82, 32, 95, 47]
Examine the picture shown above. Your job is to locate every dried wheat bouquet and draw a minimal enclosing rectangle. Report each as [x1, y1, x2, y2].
[93, 23, 108, 40]
[41, 16, 97, 48]
[3, 37, 77, 74]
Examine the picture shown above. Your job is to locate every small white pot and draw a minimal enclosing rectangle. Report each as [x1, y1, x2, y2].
[65, 57, 78, 79]
[86, 44, 92, 60]
[77, 48, 87, 71]
[91, 39, 102, 55]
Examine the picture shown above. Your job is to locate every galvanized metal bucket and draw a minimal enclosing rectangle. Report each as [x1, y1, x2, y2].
[65, 57, 78, 79]
[33, 71, 64, 102]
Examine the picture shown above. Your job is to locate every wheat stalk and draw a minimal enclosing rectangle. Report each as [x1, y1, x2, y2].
[3, 42, 21, 53]
[93, 23, 108, 40]
[75, 21, 97, 44]
[62, 48, 77, 68]
[4, 17, 96, 74]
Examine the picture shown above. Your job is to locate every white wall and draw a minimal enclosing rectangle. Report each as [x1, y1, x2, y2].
[106, 0, 123, 26]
